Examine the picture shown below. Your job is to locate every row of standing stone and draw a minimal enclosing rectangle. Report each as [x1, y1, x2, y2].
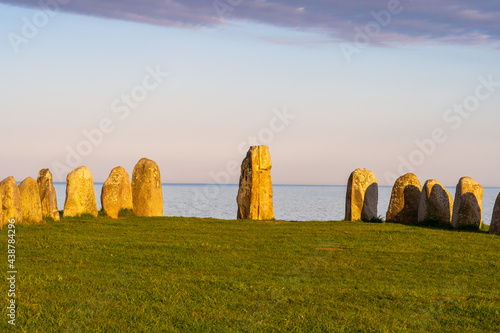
[0, 157, 163, 226]
[1, 145, 499, 235]
[232, 146, 500, 235]
[0, 146, 274, 226]
[0, 170, 59, 225]
[344, 168, 500, 234]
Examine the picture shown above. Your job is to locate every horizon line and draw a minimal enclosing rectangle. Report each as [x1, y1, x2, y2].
[47, 182, 500, 189]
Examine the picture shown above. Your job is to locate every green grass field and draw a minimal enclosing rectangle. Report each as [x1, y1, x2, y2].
[2, 216, 499, 332]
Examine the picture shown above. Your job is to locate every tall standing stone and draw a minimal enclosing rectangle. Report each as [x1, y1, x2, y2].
[19, 177, 43, 224]
[489, 193, 500, 235]
[345, 168, 378, 221]
[237, 145, 274, 220]
[0, 177, 22, 227]
[101, 166, 133, 218]
[451, 177, 483, 229]
[37, 169, 60, 221]
[131, 158, 163, 217]
[418, 179, 453, 224]
[63, 166, 98, 218]
[386, 173, 421, 224]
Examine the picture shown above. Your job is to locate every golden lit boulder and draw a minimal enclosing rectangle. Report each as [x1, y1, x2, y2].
[19, 177, 43, 224]
[451, 177, 483, 229]
[386, 173, 421, 224]
[0, 177, 22, 226]
[489, 193, 500, 235]
[132, 158, 163, 217]
[237, 145, 274, 220]
[37, 169, 60, 221]
[345, 168, 378, 221]
[418, 179, 453, 224]
[63, 166, 98, 218]
[101, 166, 133, 218]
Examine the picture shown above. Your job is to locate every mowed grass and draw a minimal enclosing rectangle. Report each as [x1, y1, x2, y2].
[2, 217, 500, 332]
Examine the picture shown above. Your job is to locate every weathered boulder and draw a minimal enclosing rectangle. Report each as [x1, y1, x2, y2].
[0, 177, 22, 226]
[489, 193, 500, 235]
[386, 173, 421, 224]
[63, 166, 98, 218]
[37, 169, 60, 221]
[101, 166, 133, 218]
[19, 177, 43, 224]
[451, 177, 483, 229]
[345, 168, 378, 221]
[418, 179, 453, 224]
[131, 158, 163, 217]
[237, 145, 274, 220]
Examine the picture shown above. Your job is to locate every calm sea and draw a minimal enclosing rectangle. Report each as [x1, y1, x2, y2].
[53, 183, 499, 225]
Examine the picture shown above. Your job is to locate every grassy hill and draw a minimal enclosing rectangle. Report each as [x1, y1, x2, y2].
[2, 217, 499, 332]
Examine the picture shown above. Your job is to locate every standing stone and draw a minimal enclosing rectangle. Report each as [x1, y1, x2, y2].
[451, 177, 483, 229]
[132, 158, 163, 217]
[237, 145, 274, 220]
[19, 177, 43, 224]
[345, 168, 378, 221]
[63, 166, 98, 218]
[101, 166, 133, 218]
[489, 193, 500, 235]
[418, 179, 453, 224]
[37, 169, 60, 221]
[386, 173, 421, 224]
[0, 177, 22, 226]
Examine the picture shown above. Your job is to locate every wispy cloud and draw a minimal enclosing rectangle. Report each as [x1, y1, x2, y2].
[260, 36, 332, 46]
[3, 0, 500, 47]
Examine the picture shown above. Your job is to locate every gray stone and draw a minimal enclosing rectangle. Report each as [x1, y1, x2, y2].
[132, 158, 163, 217]
[418, 179, 453, 225]
[37, 169, 60, 221]
[101, 166, 133, 218]
[345, 168, 378, 221]
[236, 146, 274, 220]
[489, 193, 500, 235]
[386, 173, 421, 224]
[0, 177, 22, 226]
[19, 177, 43, 224]
[63, 166, 98, 218]
[451, 177, 483, 229]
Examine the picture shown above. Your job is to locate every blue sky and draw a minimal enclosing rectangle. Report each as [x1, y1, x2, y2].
[1, 0, 499, 186]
